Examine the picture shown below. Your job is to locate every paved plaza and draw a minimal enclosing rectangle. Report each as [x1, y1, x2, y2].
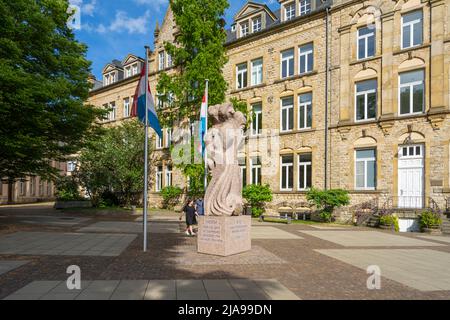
[0, 232, 136, 256]
[1, 204, 450, 300]
[3, 279, 299, 300]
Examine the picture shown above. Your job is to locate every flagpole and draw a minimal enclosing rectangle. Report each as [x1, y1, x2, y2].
[143, 46, 150, 252]
[204, 79, 209, 191]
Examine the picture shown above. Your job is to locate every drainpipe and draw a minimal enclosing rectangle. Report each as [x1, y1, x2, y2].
[324, 6, 330, 190]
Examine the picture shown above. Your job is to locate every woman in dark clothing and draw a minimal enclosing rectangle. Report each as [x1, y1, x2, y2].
[183, 200, 197, 236]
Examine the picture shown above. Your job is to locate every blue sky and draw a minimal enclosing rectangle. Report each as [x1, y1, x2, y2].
[70, 0, 278, 79]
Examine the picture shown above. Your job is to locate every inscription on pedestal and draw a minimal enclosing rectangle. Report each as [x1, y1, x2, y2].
[199, 219, 223, 243]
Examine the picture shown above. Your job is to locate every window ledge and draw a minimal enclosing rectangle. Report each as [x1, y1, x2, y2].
[279, 128, 316, 136]
[231, 83, 266, 94]
[393, 43, 430, 55]
[274, 70, 318, 84]
[273, 191, 309, 195]
[347, 189, 383, 194]
[349, 55, 381, 66]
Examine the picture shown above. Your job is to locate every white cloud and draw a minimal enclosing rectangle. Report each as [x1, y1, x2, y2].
[69, 0, 97, 17]
[107, 10, 151, 34]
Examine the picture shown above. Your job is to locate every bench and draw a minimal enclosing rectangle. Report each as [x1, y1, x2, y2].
[259, 214, 292, 224]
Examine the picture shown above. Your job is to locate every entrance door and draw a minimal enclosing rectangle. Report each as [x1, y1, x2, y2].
[398, 145, 424, 208]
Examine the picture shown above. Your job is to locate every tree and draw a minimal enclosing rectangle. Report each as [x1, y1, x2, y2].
[306, 188, 350, 222]
[156, 0, 229, 194]
[242, 184, 273, 217]
[0, 0, 104, 184]
[75, 120, 149, 207]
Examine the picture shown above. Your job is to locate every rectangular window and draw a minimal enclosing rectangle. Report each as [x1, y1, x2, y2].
[158, 51, 165, 71]
[402, 11, 423, 49]
[251, 58, 263, 86]
[281, 96, 294, 132]
[132, 64, 138, 75]
[110, 73, 116, 84]
[280, 155, 294, 191]
[39, 179, 44, 196]
[357, 26, 376, 60]
[399, 69, 424, 115]
[47, 181, 52, 196]
[285, 2, 296, 21]
[167, 53, 172, 68]
[109, 102, 116, 121]
[123, 98, 130, 118]
[156, 166, 163, 192]
[299, 43, 313, 74]
[355, 149, 376, 190]
[125, 67, 131, 78]
[299, 0, 311, 16]
[67, 161, 77, 172]
[239, 158, 247, 187]
[236, 63, 248, 89]
[298, 153, 312, 190]
[252, 16, 262, 33]
[355, 79, 377, 121]
[298, 92, 312, 129]
[240, 21, 249, 37]
[281, 49, 294, 79]
[165, 165, 172, 187]
[156, 131, 163, 149]
[19, 181, 26, 196]
[250, 157, 261, 185]
[30, 177, 36, 196]
[251, 103, 262, 136]
[165, 128, 172, 148]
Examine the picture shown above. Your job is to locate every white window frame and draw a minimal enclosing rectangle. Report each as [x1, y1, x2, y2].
[125, 66, 131, 78]
[110, 73, 116, 84]
[297, 154, 312, 191]
[19, 181, 26, 196]
[398, 70, 424, 116]
[158, 51, 165, 71]
[250, 157, 261, 185]
[236, 63, 248, 89]
[240, 21, 249, 37]
[280, 97, 294, 133]
[251, 103, 262, 136]
[280, 155, 294, 191]
[280, 49, 294, 79]
[165, 165, 172, 187]
[401, 11, 423, 50]
[155, 166, 163, 192]
[109, 102, 116, 121]
[67, 161, 77, 172]
[239, 159, 247, 187]
[355, 149, 376, 190]
[165, 128, 172, 148]
[123, 97, 130, 118]
[156, 132, 163, 149]
[132, 64, 138, 75]
[251, 58, 263, 86]
[355, 80, 377, 122]
[285, 2, 296, 21]
[357, 26, 375, 60]
[298, 43, 313, 74]
[299, 0, 311, 16]
[252, 16, 262, 33]
[298, 93, 312, 130]
[167, 53, 172, 68]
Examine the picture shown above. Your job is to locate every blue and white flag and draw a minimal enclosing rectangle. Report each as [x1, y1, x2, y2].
[131, 63, 162, 138]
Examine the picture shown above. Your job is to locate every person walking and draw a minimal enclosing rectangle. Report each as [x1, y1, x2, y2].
[195, 198, 204, 216]
[183, 200, 197, 236]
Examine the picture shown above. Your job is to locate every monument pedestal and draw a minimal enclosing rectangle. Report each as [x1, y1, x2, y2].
[197, 215, 251, 257]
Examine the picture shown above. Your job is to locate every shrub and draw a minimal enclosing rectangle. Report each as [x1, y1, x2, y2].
[379, 214, 399, 232]
[161, 186, 183, 209]
[242, 184, 273, 217]
[419, 211, 442, 230]
[306, 188, 350, 222]
[55, 176, 83, 201]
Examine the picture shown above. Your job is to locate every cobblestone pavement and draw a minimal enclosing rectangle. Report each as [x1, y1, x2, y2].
[1, 204, 450, 300]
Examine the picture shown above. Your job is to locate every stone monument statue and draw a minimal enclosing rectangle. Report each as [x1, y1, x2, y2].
[197, 103, 251, 256]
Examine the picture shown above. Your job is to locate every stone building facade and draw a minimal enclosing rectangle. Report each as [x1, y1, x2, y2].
[87, 0, 450, 224]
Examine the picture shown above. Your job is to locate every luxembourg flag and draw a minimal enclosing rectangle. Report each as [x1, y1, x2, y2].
[131, 63, 162, 138]
[198, 82, 208, 156]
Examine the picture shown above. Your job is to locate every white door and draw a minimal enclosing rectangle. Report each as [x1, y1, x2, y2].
[398, 145, 424, 208]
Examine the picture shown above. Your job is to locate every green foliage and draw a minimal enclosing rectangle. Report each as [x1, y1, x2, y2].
[156, 0, 229, 193]
[230, 97, 251, 131]
[55, 176, 83, 201]
[242, 184, 273, 217]
[419, 211, 442, 230]
[0, 0, 105, 181]
[379, 214, 399, 232]
[161, 186, 183, 209]
[75, 120, 148, 207]
[306, 188, 350, 222]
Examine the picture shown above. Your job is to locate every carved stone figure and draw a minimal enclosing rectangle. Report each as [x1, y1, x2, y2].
[204, 103, 246, 216]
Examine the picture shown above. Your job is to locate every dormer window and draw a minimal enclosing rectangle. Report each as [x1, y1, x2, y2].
[299, 0, 311, 16]
[240, 21, 249, 37]
[132, 64, 138, 75]
[231, 24, 236, 32]
[285, 2, 296, 21]
[252, 16, 262, 33]
[104, 74, 110, 86]
[125, 66, 132, 78]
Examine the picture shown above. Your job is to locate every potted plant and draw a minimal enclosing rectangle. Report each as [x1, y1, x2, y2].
[419, 211, 442, 235]
[379, 214, 399, 232]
